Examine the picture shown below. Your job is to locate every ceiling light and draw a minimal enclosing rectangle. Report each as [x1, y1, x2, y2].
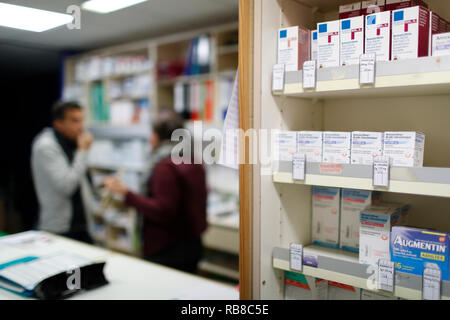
[82, 0, 148, 14]
[0, 2, 73, 32]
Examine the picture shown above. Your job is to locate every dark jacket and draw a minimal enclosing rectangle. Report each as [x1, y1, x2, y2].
[124, 157, 207, 257]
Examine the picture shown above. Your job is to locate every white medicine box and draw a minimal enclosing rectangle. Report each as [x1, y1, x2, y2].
[391, 6, 430, 60]
[340, 16, 365, 66]
[317, 20, 340, 68]
[322, 132, 351, 164]
[351, 131, 383, 165]
[365, 11, 392, 61]
[383, 131, 425, 167]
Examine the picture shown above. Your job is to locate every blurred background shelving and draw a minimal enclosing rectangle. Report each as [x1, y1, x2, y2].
[62, 22, 239, 282]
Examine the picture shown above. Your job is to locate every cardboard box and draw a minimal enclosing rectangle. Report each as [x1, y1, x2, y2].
[375, 201, 410, 226]
[311, 30, 318, 61]
[391, 6, 430, 60]
[383, 131, 425, 167]
[386, 0, 428, 11]
[340, 16, 365, 66]
[340, 189, 381, 253]
[440, 17, 449, 34]
[322, 132, 351, 164]
[317, 20, 341, 68]
[339, 2, 363, 19]
[297, 131, 323, 163]
[391, 226, 450, 281]
[365, 11, 392, 61]
[361, 289, 398, 300]
[433, 32, 450, 57]
[359, 205, 402, 267]
[351, 131, 383, 165]
[274, 131, 297, 167]
[362, 0, 386, 15]
[312, 186, 341, 249]
[429, 12, 441, 54]
[285, 272, 328, 300]
[328, 281, 361, 300]
[278, 26, 311, 71]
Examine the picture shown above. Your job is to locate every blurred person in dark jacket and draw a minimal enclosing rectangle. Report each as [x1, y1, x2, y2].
[103, 111, 207, 274]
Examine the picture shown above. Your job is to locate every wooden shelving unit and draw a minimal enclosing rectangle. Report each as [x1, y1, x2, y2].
[242, 0, 450, 300]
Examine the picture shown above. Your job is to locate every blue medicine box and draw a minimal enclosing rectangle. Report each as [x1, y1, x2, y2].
[390, 226, 450, 281]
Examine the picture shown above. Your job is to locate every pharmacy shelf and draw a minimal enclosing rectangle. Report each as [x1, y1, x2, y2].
[198, 260, 240, 281]
[88, 124, 150, 140]
[203, 224, 239, 255]
[273, 161, 450, 198]
[273, 246, 450, 300]
[276, 56, 450, 99]
[88, 162, 146, 173]
[218, 44, 239, 55]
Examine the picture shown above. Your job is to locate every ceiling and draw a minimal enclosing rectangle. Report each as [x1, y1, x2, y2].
[0, 0, 239, 51]
[0, 0, 238, 77]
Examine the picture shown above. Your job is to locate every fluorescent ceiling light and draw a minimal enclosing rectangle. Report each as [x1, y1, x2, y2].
[82, 0, 148, 14]
[0, 2, 73, 32]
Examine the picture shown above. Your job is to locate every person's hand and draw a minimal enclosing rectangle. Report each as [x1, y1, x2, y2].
[77, 132, 94, 151]
[103, 176, 129, 195]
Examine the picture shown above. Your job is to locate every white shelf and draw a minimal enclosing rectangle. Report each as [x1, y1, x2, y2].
[203, 224, 239, 255]
[273, 246, 450, 300]
[88, 124, 150, 140]
[198, 260, 239, 281]
[277, 56, 450, 99]
[88, 162, 145, 173]
[273, 162, 450, 198]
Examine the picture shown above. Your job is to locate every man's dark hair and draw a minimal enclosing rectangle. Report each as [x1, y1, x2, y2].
[152, 109, 184, 142]
[52, 101, 82, 121]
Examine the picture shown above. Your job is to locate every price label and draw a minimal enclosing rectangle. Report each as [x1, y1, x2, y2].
[373, 156, 390, 187]
[378, 259, 395, 292]
[359, 53, 376, 85]
[302, 61, 317, 89]
[292, 153, 306, 181]
[289, 243, 303, 272]
[423, 267, 441, 300]
[272, 64, 285, 92]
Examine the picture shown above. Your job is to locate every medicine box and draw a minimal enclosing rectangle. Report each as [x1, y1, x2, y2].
[311, 30, 318, 61]
[385, 0, 428, 11]
[365, 11, 392, 61]
[284, 272, 328, 300]
[362, 0, 386, 15]
[429, 12, 440, 54]
[390, 226, 450, 281]
[322, 132, 351, 164]
[317, 20, 341, 68]
[340, 189, 381, 253]
[297, 131, 323, 163]
[351, 131, 383, 165]
[378, 202, 410, 225]
[327, 281, 361, 300]
[273, 131, 297, 172]
[383, 131, 425, 167]
[340, 16, 365, 66]
[312, 186, 341, 249]
[278, 26, 311, 71]
[339, 2, 362, 19]
[359, 205, 402, 267]
[391, 6, 430, 60]
[441, 17, 449, 33]
[432, 32, 450, 57]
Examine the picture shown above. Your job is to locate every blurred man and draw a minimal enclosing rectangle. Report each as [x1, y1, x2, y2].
[103, 111, 207, 274]
[31, 101, 94, 243]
